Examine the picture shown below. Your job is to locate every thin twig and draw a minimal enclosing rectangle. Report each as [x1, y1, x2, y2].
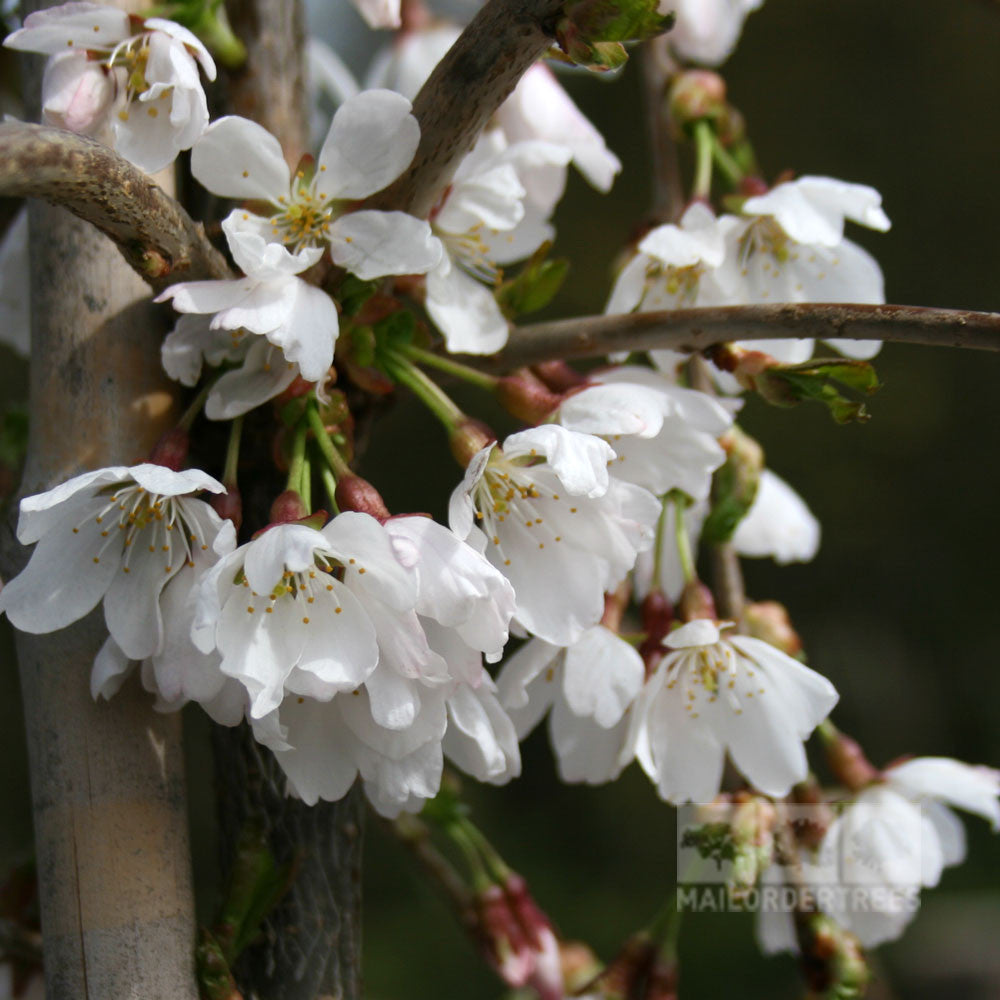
[369, 0, 565, 218]
[0, 122, 231, 292]
[640, 36, 684, 224]
[466, 302, 1000, 369]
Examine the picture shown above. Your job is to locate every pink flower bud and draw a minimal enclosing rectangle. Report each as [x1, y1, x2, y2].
[334, 475, 391, 521]
[530, 361, 587, 393]
[496, 370, 564, 425]
[268, 489, 309, 525]
[210, 488, 243, 531]
[149, 428, 190, 471]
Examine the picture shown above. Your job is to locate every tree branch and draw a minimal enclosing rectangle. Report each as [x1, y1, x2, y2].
[0, 122, 231, 292]
[468, 302, 1000, 369]
[370, 0, 565, 218]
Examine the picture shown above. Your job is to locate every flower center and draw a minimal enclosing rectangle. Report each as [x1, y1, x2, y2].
[644, 261, 704, 308]
[441, 224, 501, 285]
[81, 484, 209, 576]
[738, 217, 791, 268]
[269, 171, 342, 252]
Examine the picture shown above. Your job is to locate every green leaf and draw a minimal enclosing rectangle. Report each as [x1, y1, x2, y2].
[754, 358, 880, 424]
[496, 245, 569, 318]
[556, 0, 673, 70]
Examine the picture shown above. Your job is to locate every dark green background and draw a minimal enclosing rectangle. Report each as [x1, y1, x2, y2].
[3, 0, 1000, 996]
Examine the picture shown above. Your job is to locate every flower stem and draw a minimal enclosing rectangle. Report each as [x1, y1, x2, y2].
[711, 133, 744, 189]
[692, 120, 714, 201]
[306, 404, 353, 481]
[380, 350, 466, 432]
[319, 465, 341, 515]
[673, 492, 696, 585]
[177, 380, 214, 432]
[399, 344, 500, 393]
[651, 494, 672, 594]
[299, 453, 312, 513]
[458, 818, 511, 884]
[286, 420, 309, 500]
[223, 416, 243, 488]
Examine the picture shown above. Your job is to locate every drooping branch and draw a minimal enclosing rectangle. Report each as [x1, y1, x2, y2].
[0, 122, 231, 291]
[470, 302, 1000, 369]
[370, 0, 565, 218]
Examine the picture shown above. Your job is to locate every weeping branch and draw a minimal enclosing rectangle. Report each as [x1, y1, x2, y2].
[0, 122, 231, 291]
[468, 302, 1000, 369]
[370, 0, 565, 218]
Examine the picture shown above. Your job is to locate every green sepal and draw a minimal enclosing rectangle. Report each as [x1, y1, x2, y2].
[336, 275, 380, 317]
[373, 308, 417, 350]
[755, 358, 880, 424]
[496, 244, 569, 318]
[420, 780, 470, 829]
[701, 426, 764, 545]
[212, 822, 295, 964]
[556, 0, 673, 70]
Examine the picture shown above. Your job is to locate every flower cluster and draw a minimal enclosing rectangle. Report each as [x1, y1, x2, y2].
[2, 0, 996, 984]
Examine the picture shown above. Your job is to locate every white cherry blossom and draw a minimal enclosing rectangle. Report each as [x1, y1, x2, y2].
[426, 133, 571, 354]
[604, 201, 731, 316]
[555, 364, 732, 500]
[0, 463, 225, 663]
[732, 469, 820, 564]
[498, 626, 645, 784]
[4, 4, 217, 172]
[761, 758, 1000, 951]
[190, 89, 441, 279]
[666, 0, 764, 66]
[624, 619, 838, 802]
[448, 425, 660, 645]
[711, 176, 891, 362]
[156, 213, 338, 384]
[161, 316, 301, 420]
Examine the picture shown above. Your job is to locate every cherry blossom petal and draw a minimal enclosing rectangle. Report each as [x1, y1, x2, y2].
[330, 210, 441, 279]
[192, 116, 291, 201]
[562, 626, 644, 728]
[3, 3, 130, 54]
[425, 256, 510, 355]
[317, 90, 418, 199]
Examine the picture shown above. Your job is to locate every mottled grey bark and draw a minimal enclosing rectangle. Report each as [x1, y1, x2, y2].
[3, 196, 199, 999]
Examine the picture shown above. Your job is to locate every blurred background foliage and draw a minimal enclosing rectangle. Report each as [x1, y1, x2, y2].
[2, 0, 1000, 996]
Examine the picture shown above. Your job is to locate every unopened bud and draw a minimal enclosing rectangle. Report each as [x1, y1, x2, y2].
[210, 488, 243, 531]
[639, 590, 674, 676]
[335, 475, 391, 521]
[149, 427, 189, 471]
[740, 176, 769, 198]
[822, 728, 880, 792]
[743, 601, 802, 657]
[269, 489, 308, 525]
[496, 370, 564, 425]
[668, 70, 726, 127]
[678, 581, 716, 622]
[801, 913, 870, 997]
[531, 361, 587, 393]
[449, 419, 497, 468]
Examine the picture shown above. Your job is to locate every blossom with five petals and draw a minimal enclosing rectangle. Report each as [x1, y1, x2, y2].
[623, 619, 838, 802]
[4, 3, 217, 172]
[448, 425, 660, 646]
